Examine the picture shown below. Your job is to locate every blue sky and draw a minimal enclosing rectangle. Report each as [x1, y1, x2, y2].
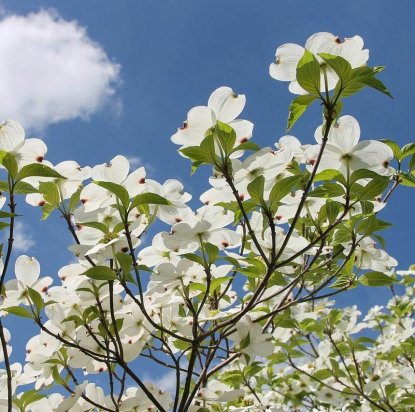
[1, 0, 414, 376]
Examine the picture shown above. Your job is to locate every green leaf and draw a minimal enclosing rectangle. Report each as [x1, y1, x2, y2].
[2, 153, 18, 179]
[210, 277, 229, 294]
[14, 181, 38, 194]
[399, 395, 415, 407]
[309, 182, 345, 198]
[62, 315, 83, 326]
[356, 214, 376, 235]
[318, 53, 353, 88]
[130, 192, 171, 211]
[181, 253, 205, 266]
[371, 218, 392, 232]
[341, 66, 392, 99]
[188, 282, 206, 293]
[244, 362, 263, 379]
[314, 169, 342, 182]
[94, 181, 130, 209]
[401, 142, 415, 160]
[180, 146, 205, 162]
[27, 287, 44, 312]
[401, 171, 415, 187]
[190, 160, 203, 174]
[215, 121, 236, 155]
[357, 215, 391, 235]
[233, 199, 257, 224]
[69, 187, 82, 211]
[20, 389, 46, 408]
[380, 139, 402, 160]
[341, 252, 355, 278]
[239, 258, 267, 278]
[51, 366, 65, 386]
[0, 211, 16, 218]
[203, 242, 219, 264]
[244, 257, 267, 273]
[20, 389, 46, 409]
[313, 369, 333, 381]
[224, 256, 240, 267]
[358, 67, 392, 98]
[109, 318, 124, 336]
[80, 221, 109, 233]
[238, 332, 251, 351]
[360, 200, 375, 215]
[409, 154, 415, 171]
[3, 306, 33, 318]
[247, 176, 265, 204]
[269, 174, 303, 210]
[349, 169, 383, 184]
[200, 133, 218, 164]
[358, 177, 390, 200]
[333, 225, 352, 244]
[0, 181, 8, 192]
[296, 49, 321, 94]
[373, 234, 386, 249]
[0, 150, 7, 164]
[239, 267, 264, 278]
[41, 203, 55, 220]
[83, 266, 118, 281]
[0, 222, 10, 230]
[172, 339, 190, 351]
[17, 163, 65, 181]
[116, 252, 133, 279]
[360, 271, 394, 287]
[325, 199, 341, 224]
[331, 275, 357, 290]
[333, 99, 344, 119]
[220, 370, 243, 387]
[287, 94, 318, 131]
[82, 306, 100, 322]
[39, 181, 60, 206]
[232, 141, 260, 153]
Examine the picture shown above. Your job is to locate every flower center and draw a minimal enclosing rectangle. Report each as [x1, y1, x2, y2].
[99, 232, 119, 244]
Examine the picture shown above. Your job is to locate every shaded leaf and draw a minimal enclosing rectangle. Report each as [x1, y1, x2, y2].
[17, 163, 64, 181]
[360, 271, 394, 287]
[94, 181, 130, 209]
[3, 306, 33, 318]
[296, 50, 321, 93]
[83, 266, 118, 281]
[287, 94, 318, 131]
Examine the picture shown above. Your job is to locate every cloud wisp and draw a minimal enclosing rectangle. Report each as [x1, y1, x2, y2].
[0, 9, 121, 130]
[10, 221, 36, 253]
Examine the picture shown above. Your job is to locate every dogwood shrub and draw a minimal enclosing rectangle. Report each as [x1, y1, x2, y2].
[0, 32, 414, 412]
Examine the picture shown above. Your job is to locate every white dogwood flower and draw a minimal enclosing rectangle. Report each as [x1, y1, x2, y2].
[171, 86, 253, 153]
[270, 32, 369, 94]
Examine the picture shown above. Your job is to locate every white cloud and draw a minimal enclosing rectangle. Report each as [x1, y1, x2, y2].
[11, 221, 36, 252]
[143, 370, 177, 394]
[158, 370, 177, 393]
[126, 155, 155, 175]
[0, 9, 120, 130]
[126, 156, 144, 168]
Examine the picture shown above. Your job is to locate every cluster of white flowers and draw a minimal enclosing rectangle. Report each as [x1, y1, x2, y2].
[0, 31, 412, 412]
[209, 284, 415, 411]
